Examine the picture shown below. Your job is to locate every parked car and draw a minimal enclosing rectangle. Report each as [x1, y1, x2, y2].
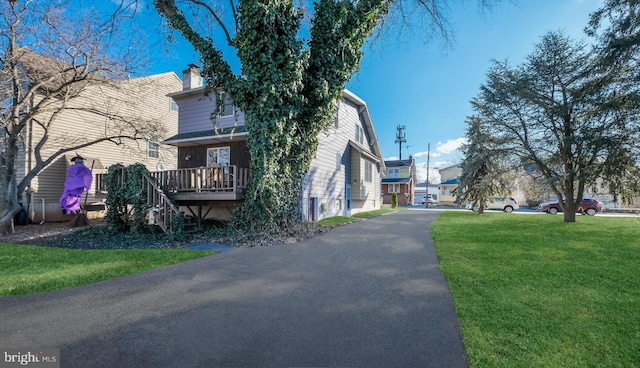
[421, 195, 437, 204]
[537, 198, 602, 216]
[465, 197, 519, 213]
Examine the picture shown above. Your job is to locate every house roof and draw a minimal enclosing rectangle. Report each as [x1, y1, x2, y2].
[8, 47, 109, 94]
[163, 126, 248, 146]
[381, 177, 411, 184]
[342, 89, 385, 171]
[384, 159, 412, 167]
[438, 164, 461, 172]
[348, 141, 381, 163]
[441, 178, 459, 185]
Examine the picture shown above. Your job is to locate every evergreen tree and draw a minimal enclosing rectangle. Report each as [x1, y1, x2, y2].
[456, 115, 511, 214]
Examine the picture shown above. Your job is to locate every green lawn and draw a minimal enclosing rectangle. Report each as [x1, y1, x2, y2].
[317, 207, 401, 226]
[431, 212, 640, 368]
[0, 243, 213, 296]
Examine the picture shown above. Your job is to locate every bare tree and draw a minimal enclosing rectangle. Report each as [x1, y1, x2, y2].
[0, 0, 164, 234]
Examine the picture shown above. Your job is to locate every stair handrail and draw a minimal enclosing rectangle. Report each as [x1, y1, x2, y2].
[143, 173, 182, 234]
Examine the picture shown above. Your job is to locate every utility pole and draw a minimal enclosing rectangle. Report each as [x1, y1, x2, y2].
[395, 125, 406, 159]
[425, 143, 430, 208]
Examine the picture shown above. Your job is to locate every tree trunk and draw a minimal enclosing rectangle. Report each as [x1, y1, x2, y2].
[563, 208, 577, 222]
[563, 184, 577, 223]
[0, 140, 20, 235]
[230, 107, 312, 234]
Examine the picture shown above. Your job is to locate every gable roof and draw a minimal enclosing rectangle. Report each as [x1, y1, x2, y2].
[7, 47, 108, 94]
[384, 159, 412, 167]
[163, 126, 248, 146]
[342, 89, 385, 170]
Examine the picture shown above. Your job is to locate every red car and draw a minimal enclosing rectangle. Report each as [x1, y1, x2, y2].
[537, 198, 603, 216]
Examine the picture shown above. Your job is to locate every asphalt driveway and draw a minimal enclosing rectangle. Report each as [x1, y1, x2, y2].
[0, 210, 468, 368]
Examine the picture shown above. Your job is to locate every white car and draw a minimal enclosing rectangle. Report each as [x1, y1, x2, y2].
[465, 197, 520, 213]
[421, 195, 437, 204]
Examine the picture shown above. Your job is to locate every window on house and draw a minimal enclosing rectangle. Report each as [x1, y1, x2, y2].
[389, 168, 399, 177]
[206, 146, 230, 167]
[336, 153, 341, 171]
[355, 124, 364, 144]
[170, 98, 179, 112]
[148, 141, 159, 158]
[365, 160, 373, 182]
[334, 110, 339, 128]
[218, 92, 234, 117]
[389, 184, 400, 193]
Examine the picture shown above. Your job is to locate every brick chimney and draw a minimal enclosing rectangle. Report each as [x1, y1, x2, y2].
[182, 64, 202, 90]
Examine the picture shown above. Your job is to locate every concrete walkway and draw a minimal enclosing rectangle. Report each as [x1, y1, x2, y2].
[0, 210, 468, 368]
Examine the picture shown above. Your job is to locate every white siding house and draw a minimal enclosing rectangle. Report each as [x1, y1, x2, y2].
[301, 91, 384, 220]
[163, 66, 384, 222]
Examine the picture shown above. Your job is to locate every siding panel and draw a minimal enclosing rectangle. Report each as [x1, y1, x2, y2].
[22, 72, 182, 222]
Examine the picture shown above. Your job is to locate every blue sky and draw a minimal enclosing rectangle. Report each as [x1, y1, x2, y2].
[138, 0, 605, 183]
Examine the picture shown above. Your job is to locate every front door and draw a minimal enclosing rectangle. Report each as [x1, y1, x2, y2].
[309, 197, 316, 221]
[345, 184, 351, 217]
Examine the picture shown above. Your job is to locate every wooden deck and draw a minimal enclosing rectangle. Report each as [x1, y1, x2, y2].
[97, 166, 249, 201]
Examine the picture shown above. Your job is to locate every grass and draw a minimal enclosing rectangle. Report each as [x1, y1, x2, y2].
[317, 206, 401, 226]
[0, 243, 213, 296]
[431, 212, 640, 368]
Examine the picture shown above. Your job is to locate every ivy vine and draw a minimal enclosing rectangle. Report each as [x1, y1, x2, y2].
[155, 0, 391, 234]
[104, 163, 152, 236]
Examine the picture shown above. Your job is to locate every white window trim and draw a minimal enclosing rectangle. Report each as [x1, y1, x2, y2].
[206, 146, 231, 167]
[365, 160, 373, 182]
[218, 92, 234, 117]
[148, 140, 159, 158]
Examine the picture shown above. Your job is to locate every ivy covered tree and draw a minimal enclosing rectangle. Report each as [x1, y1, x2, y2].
[471, 31, 640, 222]
[455, 115, 512, 214]
[153, 0, 498, 234]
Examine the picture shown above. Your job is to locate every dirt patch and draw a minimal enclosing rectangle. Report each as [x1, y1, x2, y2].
[2, 218, 104, 246]
[3, 217, 332, 248]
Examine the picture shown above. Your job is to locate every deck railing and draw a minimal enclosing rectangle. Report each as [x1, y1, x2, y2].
[96, 166, 250, 195]
[150, 166, 249, 193]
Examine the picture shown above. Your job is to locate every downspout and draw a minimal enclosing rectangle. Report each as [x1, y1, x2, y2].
[26, 117, 33, 222]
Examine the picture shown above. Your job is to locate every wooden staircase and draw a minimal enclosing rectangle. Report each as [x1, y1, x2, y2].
[144, 173, 193, 234]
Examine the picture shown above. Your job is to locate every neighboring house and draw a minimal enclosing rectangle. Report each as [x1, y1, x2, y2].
[381, 156, 417, 205]
[438, 165, 462, 206]
[161, 65, 384, 223]
[414, 183, 440, 204]
[3, 49, 181, 222]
